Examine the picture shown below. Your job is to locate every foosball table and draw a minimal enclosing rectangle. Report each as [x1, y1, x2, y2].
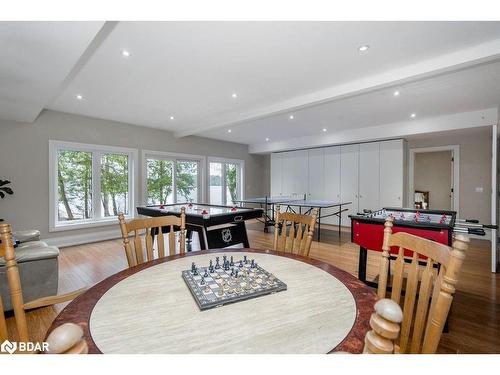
[350, 207, 496, 286]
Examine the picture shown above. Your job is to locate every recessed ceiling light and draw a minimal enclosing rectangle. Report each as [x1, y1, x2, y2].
[289, 115, 294, 120]
[227, 129, 232, 133]
[410, 113, 416, 118]
[358, 45, 370, 52]
[121, 50, 131, 57]
[169, 116, 175, 120]
[265, 137, 270, 142]
[75, 94, 84, 100]
[232, 93, 238, 98]
[322, 128, 327, 132]
[393, 90, 400, 97]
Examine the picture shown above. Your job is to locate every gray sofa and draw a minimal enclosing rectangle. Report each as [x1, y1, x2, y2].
[1, 231, 59, 311]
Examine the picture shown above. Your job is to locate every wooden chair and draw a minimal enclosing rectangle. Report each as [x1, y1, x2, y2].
[364, 298, 403, 354]
[0, 223, 87, 353]
[377, 217, 469, 354]
[118, 208, 186, 268]
[273, 205, 318, 257]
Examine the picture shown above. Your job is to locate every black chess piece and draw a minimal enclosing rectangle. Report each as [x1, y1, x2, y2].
[200, 276, 205, 285]
[204, 269, 209, 278]
[238, 260, 243, 268]
[209, 265, 214, 273]
[191, 262, 196, 273]
[251, 259, 255, 268]
[223, 255, 227, 263]
[215, 257, 220, 269]
[230, 256, 234, 266]
[243, 255, 248, 264]
[234, 269, 239, 278]
[193, 267, 199, 276]
[230, 268, 234, 276]
[224, 260, 230, 271]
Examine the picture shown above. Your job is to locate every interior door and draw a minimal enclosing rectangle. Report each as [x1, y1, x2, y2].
[359, 142, 380, 212]
[323, 146, 341, 224]
[282, 150, 308, 198]
[340, 144, 359, 226]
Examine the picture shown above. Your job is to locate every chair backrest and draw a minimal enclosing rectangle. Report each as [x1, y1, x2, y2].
[378, 217, 468, 354]
[118, 208, 186, 268]
[364, 298, 403, 354]
[273, 205, 318, 257]
[0, 223, 30, 343]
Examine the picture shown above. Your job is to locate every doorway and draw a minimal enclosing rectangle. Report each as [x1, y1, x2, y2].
[409, 145, 459, 213]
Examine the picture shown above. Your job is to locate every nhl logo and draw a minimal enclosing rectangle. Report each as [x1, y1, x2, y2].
[221, 229, 232, 243]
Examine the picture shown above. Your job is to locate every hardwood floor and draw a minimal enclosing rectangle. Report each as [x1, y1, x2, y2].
[5, 220, 500, 353]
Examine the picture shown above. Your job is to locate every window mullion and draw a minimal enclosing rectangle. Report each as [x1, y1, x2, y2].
[222, 163, 227, 205]
[173, 159, 177, 204]
[93, 151, 102, 219]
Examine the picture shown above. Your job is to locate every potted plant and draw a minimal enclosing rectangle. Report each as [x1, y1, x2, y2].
[0, 180, 13, 222]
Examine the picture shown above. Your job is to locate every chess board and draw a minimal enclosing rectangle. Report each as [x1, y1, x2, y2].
[182, 255, 287, 310]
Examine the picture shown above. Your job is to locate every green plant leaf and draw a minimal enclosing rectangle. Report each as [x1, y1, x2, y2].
[0, 180, 11, 187]
[1, 187, 13, 194]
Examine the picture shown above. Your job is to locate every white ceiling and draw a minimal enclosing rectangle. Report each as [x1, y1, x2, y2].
[0, 21, 104, 122]
[2, 21, 500, 150]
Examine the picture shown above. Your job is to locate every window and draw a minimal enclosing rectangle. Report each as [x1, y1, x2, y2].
[50, 141, 137, 231]
[143, 151, 205, 205]
[208, 158, 244, 206]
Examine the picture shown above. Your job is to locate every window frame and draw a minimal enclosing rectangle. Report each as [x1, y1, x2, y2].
[207, 156, 245, 206]
[49, 140, 138, 232]
[142, 150, 206, 205]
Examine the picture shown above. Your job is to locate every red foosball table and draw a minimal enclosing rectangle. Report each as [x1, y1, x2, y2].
[350, 207, 492, 286]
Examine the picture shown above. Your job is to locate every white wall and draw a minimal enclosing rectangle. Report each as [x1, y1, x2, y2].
[0, 110, 269, 243]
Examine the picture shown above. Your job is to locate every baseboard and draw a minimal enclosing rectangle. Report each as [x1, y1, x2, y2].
[43, 228, 122, 248]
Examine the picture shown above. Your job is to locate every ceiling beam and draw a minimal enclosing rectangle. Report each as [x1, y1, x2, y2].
[248, 108, 498, 153]
[175, 38, 500, 138]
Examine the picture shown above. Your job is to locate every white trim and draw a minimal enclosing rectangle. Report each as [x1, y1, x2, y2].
[408, 145, 460, 215]
[49, 140, 139, 232]
[492, 124, 498, 273]
[142, 149, 206, 205]
[43, 228, 122, 248]
[207, 157, 245, 205]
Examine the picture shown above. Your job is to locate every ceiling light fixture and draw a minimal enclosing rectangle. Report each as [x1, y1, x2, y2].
[75, 94, 84, 100]
[393, 90, 400, 97]
[232, 93, 238, 98]
[227, 129, 232, 133]
[265, 137, 270, 142]
[169, 116, 175, 120]
[121, 49, 131, 57]
[410, 113, 416, 118]
[289, 115, 294, 120]
[322, 128, 327, 132]
[358, 45, 370, 52]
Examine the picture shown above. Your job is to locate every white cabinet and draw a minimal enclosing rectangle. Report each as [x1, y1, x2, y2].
[270, 153, 283, 196]
[323, 146, 341, 224]
[308, 148, 324, 200]
[269, 139, 405, 229]
[282, 150, 308, 197]
[359, 142, 380, 212]
[340, 144, 359, 226]
[380, 139, 405, 207]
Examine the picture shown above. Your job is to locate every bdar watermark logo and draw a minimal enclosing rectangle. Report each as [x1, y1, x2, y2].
[1, 340, 17, 354]
[1, 339, 49, 354]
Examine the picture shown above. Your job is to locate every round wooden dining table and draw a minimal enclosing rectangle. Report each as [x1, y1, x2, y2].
[47, 248, 377, 354]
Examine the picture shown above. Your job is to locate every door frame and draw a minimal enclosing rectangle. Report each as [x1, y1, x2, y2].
[408, 145, 460, 215]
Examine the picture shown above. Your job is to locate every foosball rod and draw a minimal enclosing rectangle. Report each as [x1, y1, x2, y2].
[453, 227, 486, 236]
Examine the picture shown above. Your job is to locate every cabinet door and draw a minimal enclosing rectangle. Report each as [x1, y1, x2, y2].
[380, 140, 404, 207]
[323, 146, 341, 224]
[359, 142, 380, 212]
[308, 148, 324, 200]
[270, 153, 283, 196]
[340, 144, 359, 226]
[282, 150, 308, 198]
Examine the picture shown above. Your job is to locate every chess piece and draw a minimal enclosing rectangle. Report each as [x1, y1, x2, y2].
[243, 255, 248, 264]
[209, 265, 214, 273]
[230, 256, 234, 266]
[230, 268, 235, 276]
[224, 260, 230, 271]
[215, 257, 220, 269]
[223, 255, 227, 264]
[217, 288, 224, 297]
[251, 259, 256, 268]
[193, 267, 199, 276]
[203, 269, 209, 278]
[238, 260, 243, 268]
[200, 276, 205, 285]
[234, 269, 239, 278]
[191, 262, 196, 273]
[204, 285, 210, 293]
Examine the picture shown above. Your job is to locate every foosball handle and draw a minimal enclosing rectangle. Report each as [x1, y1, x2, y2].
[468, 228, 486, 236]
[482, 224, 498, 229]
[464, 219, 479, 223]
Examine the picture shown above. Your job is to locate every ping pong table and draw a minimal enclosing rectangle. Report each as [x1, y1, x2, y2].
[233, 195, 351, 241]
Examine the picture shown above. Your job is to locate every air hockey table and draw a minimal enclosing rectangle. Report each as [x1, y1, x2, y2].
[137, 203, 263, 250]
